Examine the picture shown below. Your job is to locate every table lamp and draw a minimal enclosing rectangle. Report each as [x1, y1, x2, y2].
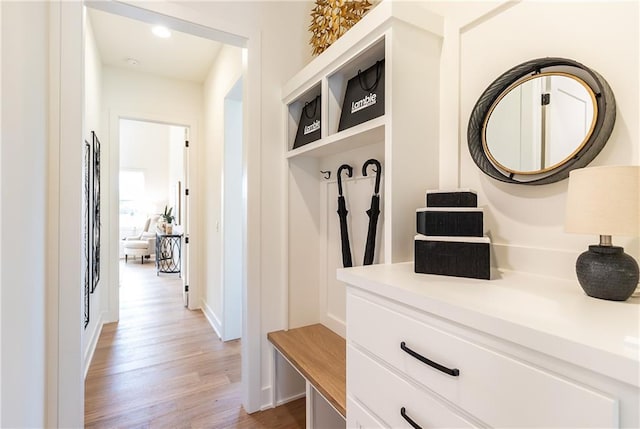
[565, 165, 639, 301]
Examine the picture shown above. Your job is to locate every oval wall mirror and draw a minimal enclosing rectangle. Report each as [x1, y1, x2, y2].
[468, 58, 616, 185]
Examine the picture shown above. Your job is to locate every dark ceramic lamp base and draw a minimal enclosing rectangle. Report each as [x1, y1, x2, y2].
[576, 245, 639, 301]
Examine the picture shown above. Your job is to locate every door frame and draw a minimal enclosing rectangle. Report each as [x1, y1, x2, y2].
[49, 1, 263, 425]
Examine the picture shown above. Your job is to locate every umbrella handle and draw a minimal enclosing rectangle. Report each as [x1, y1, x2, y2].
[337, 164, 353, 196]
[363, 196, 380, 266]
[363, 159, 382, 194]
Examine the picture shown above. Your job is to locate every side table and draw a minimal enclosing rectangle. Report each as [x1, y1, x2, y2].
[156, 233, 182, 276]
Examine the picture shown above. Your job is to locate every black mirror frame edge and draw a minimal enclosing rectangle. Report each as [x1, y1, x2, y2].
[467, 57, 616, 185]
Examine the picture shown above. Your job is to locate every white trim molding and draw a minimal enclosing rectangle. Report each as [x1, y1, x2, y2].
[202, 300, 223, 340]
[47, 1, 85, 426]
[83, 314, 104, 380]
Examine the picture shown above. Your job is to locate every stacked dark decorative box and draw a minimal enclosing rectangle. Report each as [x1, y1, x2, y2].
[414, 190, 490, 280]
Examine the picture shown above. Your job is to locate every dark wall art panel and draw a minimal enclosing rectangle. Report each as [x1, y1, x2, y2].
[91, 131, 101, 294]
[84, 140, 91, 329]
[83, 131, 102, 329]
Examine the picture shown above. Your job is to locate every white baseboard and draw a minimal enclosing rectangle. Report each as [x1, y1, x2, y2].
[260, 386, 305, 411]
[260, 386, 273, 411]
[201, 300, 223, 340]
[277, 391, 306, 406]
[83, 312, 104, 380]
[322, 313, 346, 338]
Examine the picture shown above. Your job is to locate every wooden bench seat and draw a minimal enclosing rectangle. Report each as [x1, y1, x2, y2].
[267, 323, 346, 418]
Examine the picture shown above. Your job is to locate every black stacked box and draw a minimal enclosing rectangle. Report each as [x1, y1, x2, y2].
[415, 190, 490, 280]
[414, 237, 490, 280]
[426, 190, 477, 208]
[416, 208, 484, 237]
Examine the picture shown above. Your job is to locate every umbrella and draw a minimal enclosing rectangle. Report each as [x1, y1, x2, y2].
[337, 164, 353, 268]
[362, 159, 381, 265]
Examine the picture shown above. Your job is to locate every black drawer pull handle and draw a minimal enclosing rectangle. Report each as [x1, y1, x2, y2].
[400, 341, 460, 377]
[400, 407, 422, 429]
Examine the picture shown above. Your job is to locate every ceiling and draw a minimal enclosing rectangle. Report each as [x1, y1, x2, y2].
[88, 8, 223, 83]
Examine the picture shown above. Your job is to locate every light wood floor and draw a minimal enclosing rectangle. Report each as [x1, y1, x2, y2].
[85, 259, 305, 428]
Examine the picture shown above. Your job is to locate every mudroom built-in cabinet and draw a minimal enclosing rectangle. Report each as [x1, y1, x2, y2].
[283, 3, 444, 337]
[271, 3, 445, 427]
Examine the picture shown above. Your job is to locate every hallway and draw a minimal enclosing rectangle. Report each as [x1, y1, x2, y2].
[84, 260, 304, 428]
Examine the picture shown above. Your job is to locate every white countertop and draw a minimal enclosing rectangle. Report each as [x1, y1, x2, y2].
[338, 262, 640, 387]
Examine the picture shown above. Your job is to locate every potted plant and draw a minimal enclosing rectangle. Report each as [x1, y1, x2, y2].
[162, 206, 175, 234]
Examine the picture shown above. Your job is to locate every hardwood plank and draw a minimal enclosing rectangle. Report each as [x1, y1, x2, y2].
[267, 324, 346, 417]
[85, 260, 304, 428]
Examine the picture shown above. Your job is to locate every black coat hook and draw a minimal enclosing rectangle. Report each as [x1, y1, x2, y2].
[320, 170, 331, 180]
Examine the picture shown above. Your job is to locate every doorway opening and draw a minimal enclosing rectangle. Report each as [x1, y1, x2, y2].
[118, 118, 189, 308]
[50, 0, 265, 423]
[77, 1, 261, 421]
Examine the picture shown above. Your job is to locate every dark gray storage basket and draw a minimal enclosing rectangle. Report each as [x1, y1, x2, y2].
[338, 59, 385, 131]
[293, 95, 321, 149]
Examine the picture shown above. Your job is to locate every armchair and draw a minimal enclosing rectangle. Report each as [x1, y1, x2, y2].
[123, 215, 159, 264]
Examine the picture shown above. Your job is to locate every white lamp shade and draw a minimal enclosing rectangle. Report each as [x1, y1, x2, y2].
[565, 165, 639, 236]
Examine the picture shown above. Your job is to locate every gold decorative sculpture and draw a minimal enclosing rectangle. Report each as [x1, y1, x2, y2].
[309, 0, 373, 56]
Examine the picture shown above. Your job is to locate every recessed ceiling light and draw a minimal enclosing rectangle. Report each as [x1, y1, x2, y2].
[152, 25, 171, 39]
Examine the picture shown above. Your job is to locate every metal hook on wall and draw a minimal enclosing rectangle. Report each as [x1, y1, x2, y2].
[320, 170, 331, 180]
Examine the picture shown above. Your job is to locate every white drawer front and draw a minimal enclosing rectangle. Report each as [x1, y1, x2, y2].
[348, 345, 478, 428]
[347, 397, 386, 429]
[348, 293, 618, 428]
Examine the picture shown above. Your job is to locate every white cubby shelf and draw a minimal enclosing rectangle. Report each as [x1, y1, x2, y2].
[279, 4, 445, 424]
[283, 1, 445, 334]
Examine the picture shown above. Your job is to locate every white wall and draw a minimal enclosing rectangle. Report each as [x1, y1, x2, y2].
[120, 119, 171, 217]
[0, 2, 48, 426]
[223, 81, 243, 341]
[83, 8, 106, 377]
[201, 44, 243, 340]
[103, 66, 204, 120]
[84, 12, 102, 139]
[168, 125, 185, 225]
[424, 0, 639, 279]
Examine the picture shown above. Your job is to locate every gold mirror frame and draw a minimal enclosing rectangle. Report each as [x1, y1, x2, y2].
[481, 72, 598, 176]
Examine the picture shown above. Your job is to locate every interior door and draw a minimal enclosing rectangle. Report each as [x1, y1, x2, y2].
[545, 76, 594, 166]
